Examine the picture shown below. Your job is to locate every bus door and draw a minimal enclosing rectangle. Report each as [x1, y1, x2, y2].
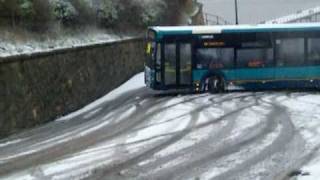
[179, 43, 192, 86]
[164, 43, 177, 86]
[164, 42, 192, 87]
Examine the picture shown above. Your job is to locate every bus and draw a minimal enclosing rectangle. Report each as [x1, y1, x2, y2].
[145, 23, 320, 93]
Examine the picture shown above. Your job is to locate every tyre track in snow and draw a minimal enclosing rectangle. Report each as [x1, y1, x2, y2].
[86, 92, 305, 180]
[82, 94, 220, 178]
[86, 93, 267, 179]
[0, 89, 311, 180]
[0, 88, 146, 156]
[210, 95, 304, 180]
[0, 88, 159, 176]
[139, 94, 275, 180]
[136, 106, 256, 180]
[54, 94, 212, 178]
[0, 89, 209, 178]
[92, 104, 202, 179]
[135, 105, 240, 175]
[40, 93, 251, 179]
[130, 93, 304, 180]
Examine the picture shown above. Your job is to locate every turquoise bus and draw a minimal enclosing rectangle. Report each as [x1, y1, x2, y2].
[145, 23, 320, 93]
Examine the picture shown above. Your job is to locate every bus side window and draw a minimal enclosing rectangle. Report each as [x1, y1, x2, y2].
[308, 38, 320, 65]
[156, 43, 161, 66]
[156, 43, 162, 82]
[195, 48, 234, 69]
[165, 44, 176, 64]
[276, 38, 304, 67]
[164, 43, 177, 85]
[237, 48, 273, 68]
[219, 48, 234, 68]
[180, 43, 192, 85]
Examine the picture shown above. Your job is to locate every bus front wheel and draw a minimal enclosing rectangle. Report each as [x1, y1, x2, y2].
[208, 76, 225, 94]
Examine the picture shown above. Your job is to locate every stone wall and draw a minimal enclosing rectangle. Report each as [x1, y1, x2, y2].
[0, 38, 145, 138]
[0, 0, 204, 139]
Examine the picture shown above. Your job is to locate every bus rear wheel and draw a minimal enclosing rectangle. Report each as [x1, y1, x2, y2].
[208, 76, 225, 94]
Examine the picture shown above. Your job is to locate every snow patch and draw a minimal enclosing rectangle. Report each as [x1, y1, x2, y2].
[227, 107, 265, 140]
[279, 93, 320, 180]
[126, 110, 191, 144]
[83, 108, 102, 119]
[0, 139, 25, 148]
[79, 106, 136, 137]
[0, 33, 134, 58]
[299, 155, 320, 180]
[56, 73, 145, 122]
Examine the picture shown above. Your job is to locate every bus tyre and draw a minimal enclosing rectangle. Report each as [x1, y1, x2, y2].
[208, 76, 225, 94]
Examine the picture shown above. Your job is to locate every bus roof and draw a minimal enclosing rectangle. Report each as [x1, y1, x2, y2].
[150, 23, 320, 37]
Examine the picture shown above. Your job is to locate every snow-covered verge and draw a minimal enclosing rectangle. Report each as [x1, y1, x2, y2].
[0, 29, 135, 59]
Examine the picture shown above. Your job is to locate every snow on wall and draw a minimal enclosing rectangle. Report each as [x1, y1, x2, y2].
[0, 32, 134, 60]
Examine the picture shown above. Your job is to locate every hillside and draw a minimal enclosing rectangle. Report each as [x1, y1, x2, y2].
[0, 0, 176, 29]
[0, 0, 193, 57]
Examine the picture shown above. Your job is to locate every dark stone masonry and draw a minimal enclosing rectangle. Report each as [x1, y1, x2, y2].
[0, 38, 145, 138]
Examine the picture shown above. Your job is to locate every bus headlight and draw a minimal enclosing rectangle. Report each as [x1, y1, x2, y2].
[194, 81, 201, 92]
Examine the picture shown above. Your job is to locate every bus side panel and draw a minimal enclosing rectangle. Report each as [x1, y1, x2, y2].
[192, 69, 235, 90]
[192, 69, 237, 82]
[193, 66, 320, 90]
[192, 69, 208, 83]
[221, 69, 236, 81]
[224, 68, 275, 90]
[232, 68, 275, 81]
[231, 66, 320, 89]
[274, 66, 320, 80]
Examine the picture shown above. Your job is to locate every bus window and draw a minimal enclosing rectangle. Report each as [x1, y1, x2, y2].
[195, 48, 234, 69]
[237, 48, 273, 68]
[308, 38, 320, 65]
[156, 43, 162, 82]
[164, 44, 176, 85]
[276, 38, 304, 67]
[156, 43, 161, 66]
[180, 43, 192, 85]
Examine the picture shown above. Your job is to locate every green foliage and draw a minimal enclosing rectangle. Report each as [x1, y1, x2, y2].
[69, 0, 95, 23]
[52, 0, 78, 24]
[0, 0, 53, 24]
[19, 0, 34, 19]
[32, 0, 53, 22]
[140, 1, 167, 26]
[117, 0, 167, 27]
[97, 0, 119, 26]
[0, 0, 173, 28]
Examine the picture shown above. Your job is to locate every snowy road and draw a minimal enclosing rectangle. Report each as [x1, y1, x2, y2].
[1, 73, 320, 180]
